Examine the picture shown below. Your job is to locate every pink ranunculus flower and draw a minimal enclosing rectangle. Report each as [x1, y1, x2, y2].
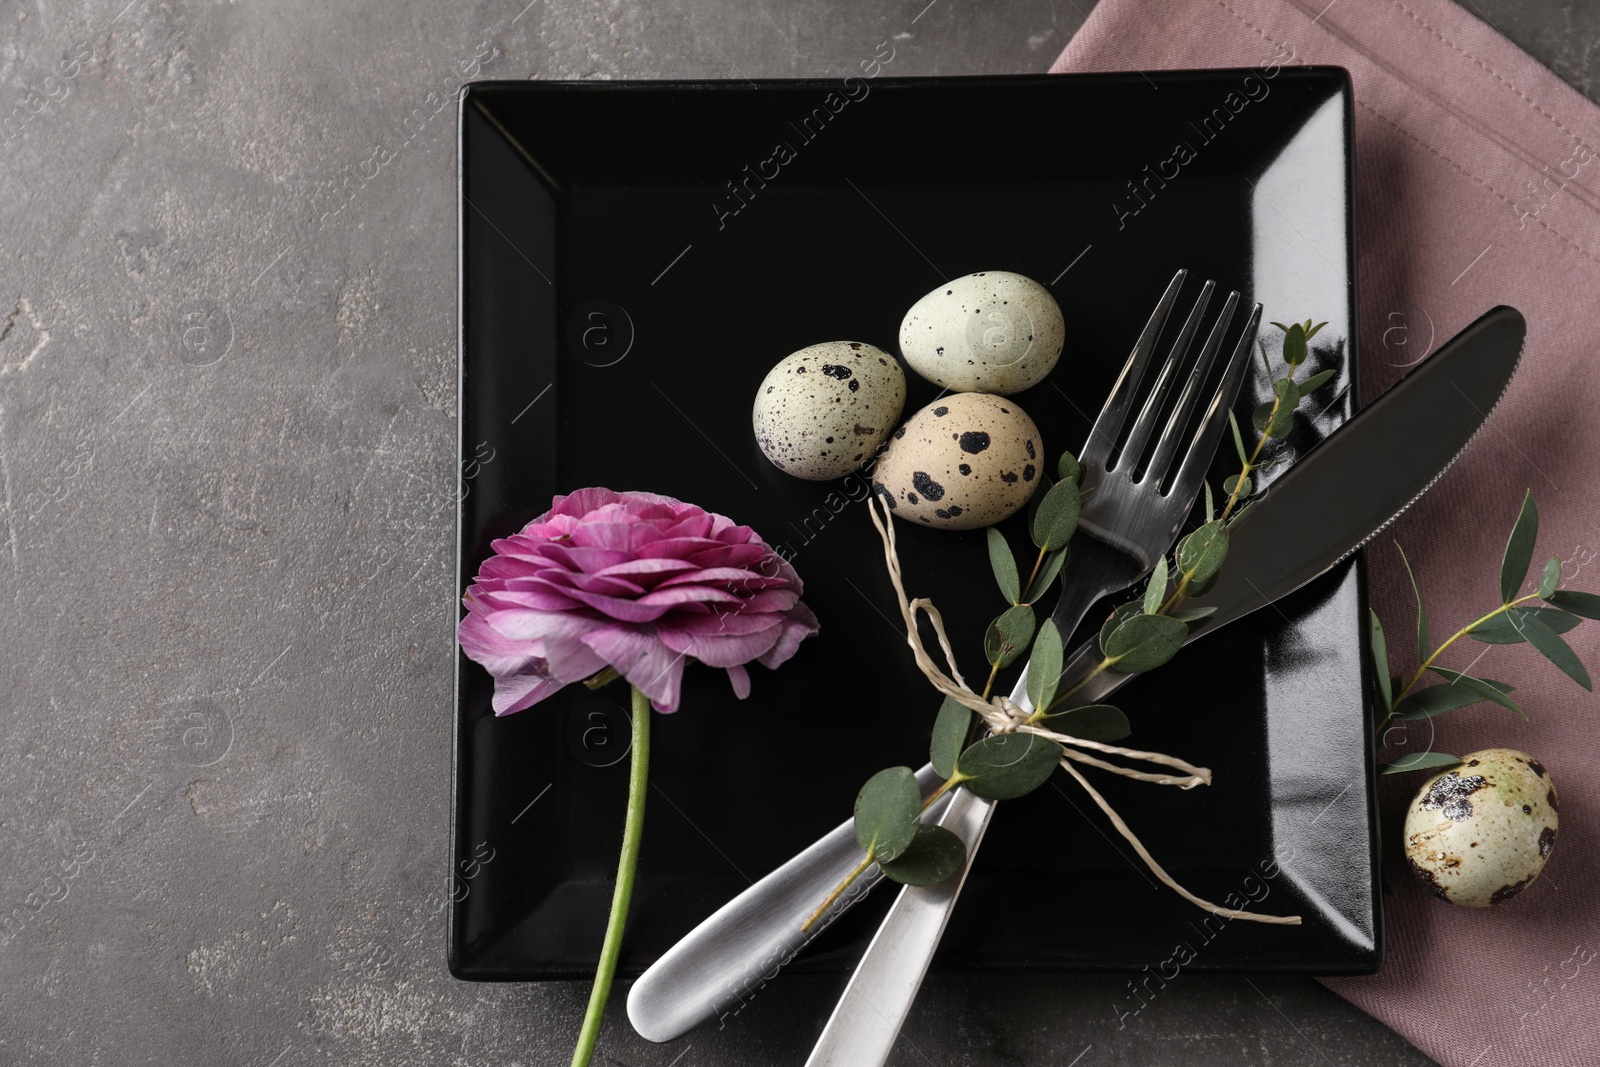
[459, 487, 819, 714]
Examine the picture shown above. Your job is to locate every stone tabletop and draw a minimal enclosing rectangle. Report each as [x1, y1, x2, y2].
[2, 1, 1594, 1064]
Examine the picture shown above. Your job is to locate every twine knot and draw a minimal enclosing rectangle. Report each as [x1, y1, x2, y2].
[867, 494, 1300, 926]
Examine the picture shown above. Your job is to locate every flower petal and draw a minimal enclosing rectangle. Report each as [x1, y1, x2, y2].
[482, 606, 606, 644]
[660, 624, 781, 668]
[581, 625, 686, 712]
[634, 585, 744, 611]
[656, 566, 786, 591]
[458, 611, 541, 677]
[560, 586, 675, 622]
[726, 664, 751, 699]
[596, 557, 700, 582]
[757, 601, 821, 669]
[549, 486, 624, 518]
[539, 634, 610, 681]
[492, 669, 563, 715]
[635, 537, 719, 560]
[570, 521, 635, 552]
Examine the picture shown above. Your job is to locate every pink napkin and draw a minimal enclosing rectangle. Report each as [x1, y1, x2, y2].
[1052, 2, 1600, 1065]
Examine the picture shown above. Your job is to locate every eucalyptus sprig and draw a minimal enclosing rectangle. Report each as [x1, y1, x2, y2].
[1373, 491, 1600, 774]
[805, 318, 1342, 929]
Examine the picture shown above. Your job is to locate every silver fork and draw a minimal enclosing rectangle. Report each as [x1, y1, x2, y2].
[801, 275, 1260, 1065]
[625, 272, 1260, 1045]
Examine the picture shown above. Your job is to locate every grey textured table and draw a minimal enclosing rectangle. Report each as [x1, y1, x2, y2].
[1, 1, 1592, 1064]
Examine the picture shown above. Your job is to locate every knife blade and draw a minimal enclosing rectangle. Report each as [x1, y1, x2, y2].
[629, 305, 1526, 1047]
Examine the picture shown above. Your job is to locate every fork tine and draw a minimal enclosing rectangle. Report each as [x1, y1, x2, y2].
[1116, 279, 1215, 472]
[1172, 302, 1263, 494]
[1144, 289, 1240, 487]
[1080, 269, 1186, 468]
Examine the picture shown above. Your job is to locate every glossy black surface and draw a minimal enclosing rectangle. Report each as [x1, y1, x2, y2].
[453, 70, 1377, 979]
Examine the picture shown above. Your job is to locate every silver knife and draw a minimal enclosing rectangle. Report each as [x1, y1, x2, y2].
[630, 306, 1526, 1047]
[803, 304, 1526, 1065]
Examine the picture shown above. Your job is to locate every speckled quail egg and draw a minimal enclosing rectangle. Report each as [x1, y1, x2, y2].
[1404, 748, 1559, 908]
[753, 342, 906, 480]
[899, 271, 1064, 395]
[871, 392, 1042, 530]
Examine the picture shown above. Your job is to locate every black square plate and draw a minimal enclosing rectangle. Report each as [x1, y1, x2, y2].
[452, 69, 1380, 980]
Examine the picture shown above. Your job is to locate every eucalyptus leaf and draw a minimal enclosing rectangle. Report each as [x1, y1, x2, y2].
[1299, 368, 1337, 394]
[1186, 569, 1220, 598]
[1144, 556, 1169, 615]
[1279, 321, 1308, 368]
[1430, 667, 1527, 719]
[1513, 610, 1593, 691]
[1381, 751, 1461, 775]
[853, 767, 921, 861]
[1204, 481, 1215, 523]
[1031, 481, 1082, 550]
[1103, 613, 1188, 674]
[1222, 473, 1252, 498]
[1171, 605, 1217, 624]
[1370, 610, 1392, 713]
[1176, 521, 1229, 584]
[1546, 589, 1600, 619]
[1499, 490, 1538, 603]
[1099, 602, 1144, 652]
[1058, 451, 1082, 485]
[1305, 320, 1328, 339]
[1468, 606, 1582, 644]
[957, 733, 1063, 800]
[1038, 703, 1132, 742]
[1024, 548, 1069, 604]
[930, 696, 972, 780]
[1228, 410, 1248, 465]
[1027, 620, 1064, 713]
[1396, 542, 1430, 656]
[879, 824, 966, 886]
[1538, 556, 1562, 599]
[1394, 677, 1516, 720]
[987, 527, 1021, 605]
[1252, 379, 1300, 438]
[984, 604, 1036, 669]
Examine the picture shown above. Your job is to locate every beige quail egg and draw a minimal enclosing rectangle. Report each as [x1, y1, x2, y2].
[1404, 748, 1558, 907]
[753, 342, 906, 480]
[899, 271, 1064, 394]
[871, 392, 1042, 530]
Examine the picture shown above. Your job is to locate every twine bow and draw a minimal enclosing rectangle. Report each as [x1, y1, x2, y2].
[868, 495, 1300, 925]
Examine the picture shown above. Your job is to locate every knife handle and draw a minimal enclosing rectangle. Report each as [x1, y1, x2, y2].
[804, 787, 997, 1067]
[626, 763, 953, 1042]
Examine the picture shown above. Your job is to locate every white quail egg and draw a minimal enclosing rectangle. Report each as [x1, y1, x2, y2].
[871, 392, 1042, 530]
[899, 271, 1064, 395]
[1404, 748, 1559, 907]
[753, 341, 906, 480]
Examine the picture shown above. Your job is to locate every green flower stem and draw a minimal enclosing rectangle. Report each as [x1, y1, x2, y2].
[570, 684, 651, 1067]
[1380, 593, 1544, 727]
[802, 850, 874, 933]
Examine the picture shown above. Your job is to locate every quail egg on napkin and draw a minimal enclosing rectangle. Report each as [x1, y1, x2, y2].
[1404, 748, 1558, 907]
